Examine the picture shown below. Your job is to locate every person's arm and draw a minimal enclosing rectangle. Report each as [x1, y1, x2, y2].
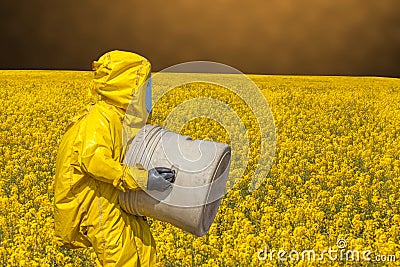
[77, 109, 148, 192]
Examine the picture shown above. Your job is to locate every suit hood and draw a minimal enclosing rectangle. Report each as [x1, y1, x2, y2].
[91, 50, 151, 111]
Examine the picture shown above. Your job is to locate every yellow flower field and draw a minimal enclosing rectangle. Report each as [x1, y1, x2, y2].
[1, 70, 400, 266]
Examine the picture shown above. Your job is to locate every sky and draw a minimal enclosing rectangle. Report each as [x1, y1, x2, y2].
[0, 0, 399, 77]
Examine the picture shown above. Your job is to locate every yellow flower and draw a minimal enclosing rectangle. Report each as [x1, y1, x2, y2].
[1, 71, 400, 266]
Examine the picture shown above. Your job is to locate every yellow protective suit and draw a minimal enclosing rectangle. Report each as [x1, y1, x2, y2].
[54, 50, 156, 266]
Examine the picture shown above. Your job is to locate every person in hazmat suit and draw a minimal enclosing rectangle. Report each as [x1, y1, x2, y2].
[54, 50, 175, 266]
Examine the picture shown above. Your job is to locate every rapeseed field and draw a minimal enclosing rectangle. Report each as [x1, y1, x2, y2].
[0, 70, 399, 266]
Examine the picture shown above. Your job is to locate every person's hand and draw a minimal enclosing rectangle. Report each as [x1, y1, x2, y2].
[147, 167, 176, 191]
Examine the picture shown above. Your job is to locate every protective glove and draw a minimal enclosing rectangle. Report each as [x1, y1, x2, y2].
[147, 167, 176, 191]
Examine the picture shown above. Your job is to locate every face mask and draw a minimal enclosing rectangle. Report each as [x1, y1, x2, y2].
[145, 74, 152, 114]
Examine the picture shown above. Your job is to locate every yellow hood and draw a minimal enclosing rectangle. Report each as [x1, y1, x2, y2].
[91, 50, 151, 110]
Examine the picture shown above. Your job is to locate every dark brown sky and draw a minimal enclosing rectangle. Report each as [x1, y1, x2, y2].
[0, 0, 399, 77]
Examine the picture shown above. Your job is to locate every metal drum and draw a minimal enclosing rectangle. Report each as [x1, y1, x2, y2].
[119, 124, 231, 236]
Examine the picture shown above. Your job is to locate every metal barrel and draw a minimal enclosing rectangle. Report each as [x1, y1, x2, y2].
[119, 124, 231, 236]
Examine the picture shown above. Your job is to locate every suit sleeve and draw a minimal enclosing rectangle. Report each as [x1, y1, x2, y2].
[77, 109, 148, 191]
